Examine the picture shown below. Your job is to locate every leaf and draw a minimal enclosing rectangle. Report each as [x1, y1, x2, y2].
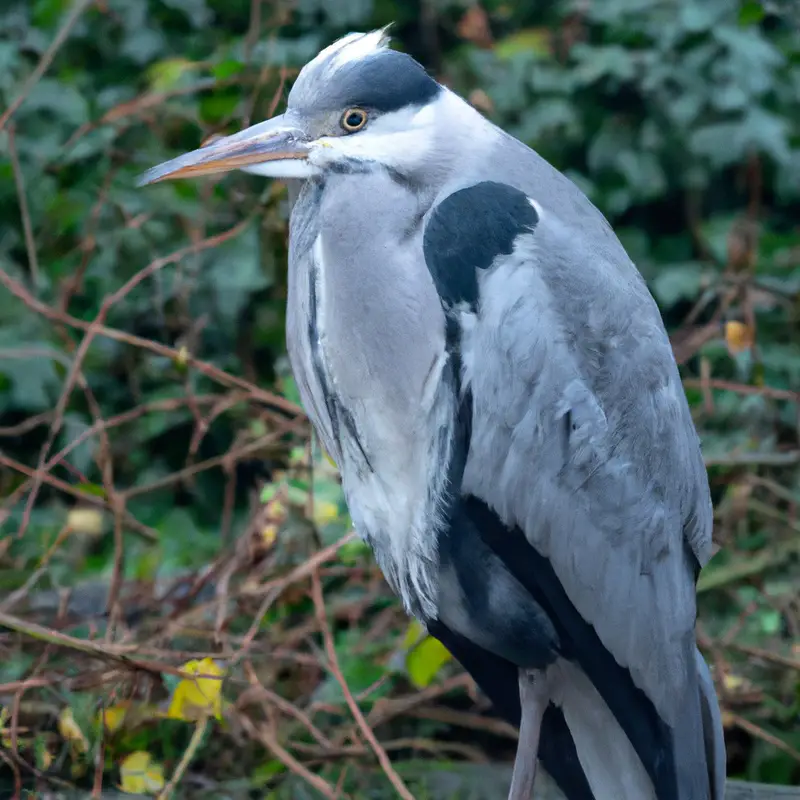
[313, 500, 340, 527]
[398, 621, 453, 689]
[494, 28, 551, 60]
[167, 657, 226, 721]
[401, 618, 427, 650]
[212, 59, 244, 80]
[20, 78, 89, 126]
[572, 44, 637, 85]
[58, 707, 89, 754]
[96, 701, 161, 733]
[146, 58, 197, 91]
[119, 751, 165, 795]
[739, 1, 765, 26]
[406, 635, 453, 689]
[34, 735, 53, 771]
[121, 27, 167, 65]
[651, 263, 705, 306]
[206, 226, 270, 323]
[67, 507, 104, 537]
[0, 346, 61, 411]
[725, 321, 755, 355]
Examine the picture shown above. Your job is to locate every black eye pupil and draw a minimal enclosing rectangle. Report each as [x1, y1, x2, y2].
[346, 111, 364, 129]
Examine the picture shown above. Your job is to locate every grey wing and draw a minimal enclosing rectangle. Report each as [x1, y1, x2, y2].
[422, 180, 722, 798]
[458, 193, 713, 723]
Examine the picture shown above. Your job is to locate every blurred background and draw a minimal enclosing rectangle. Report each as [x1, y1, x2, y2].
[1, 0, 799, 797]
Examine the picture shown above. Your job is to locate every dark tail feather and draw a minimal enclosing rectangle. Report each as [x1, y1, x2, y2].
[668, 639, 715, 800]
[427, 619, 595, 800]
[696, 648, 726, 799]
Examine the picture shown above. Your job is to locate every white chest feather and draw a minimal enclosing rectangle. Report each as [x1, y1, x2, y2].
[287, 222, 457, 619]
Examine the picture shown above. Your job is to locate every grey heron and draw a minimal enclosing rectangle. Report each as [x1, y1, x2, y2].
[140, 29, 726, 800]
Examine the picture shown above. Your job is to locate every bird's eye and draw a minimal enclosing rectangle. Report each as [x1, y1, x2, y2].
[341, 108, 368, 133]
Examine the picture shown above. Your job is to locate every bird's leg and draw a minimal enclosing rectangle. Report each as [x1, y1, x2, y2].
[508, 669, 548, 800]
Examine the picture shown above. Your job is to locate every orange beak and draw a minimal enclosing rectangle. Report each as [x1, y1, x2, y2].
[137, 114, 312, 185]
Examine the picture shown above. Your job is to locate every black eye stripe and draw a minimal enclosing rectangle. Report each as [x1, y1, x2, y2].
[326, 51, 441, 114]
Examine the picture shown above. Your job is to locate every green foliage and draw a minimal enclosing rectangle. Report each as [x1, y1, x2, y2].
[1, 0, 800, 794]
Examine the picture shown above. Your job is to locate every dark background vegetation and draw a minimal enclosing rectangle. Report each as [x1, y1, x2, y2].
[1, 0, 800, 796]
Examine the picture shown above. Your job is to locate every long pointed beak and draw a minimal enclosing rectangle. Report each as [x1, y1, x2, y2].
[137, 114, 314, 186]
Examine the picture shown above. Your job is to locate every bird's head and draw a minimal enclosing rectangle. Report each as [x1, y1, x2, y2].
[139, 28, 479, 188]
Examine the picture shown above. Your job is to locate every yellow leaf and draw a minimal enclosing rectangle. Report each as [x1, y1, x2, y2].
[725, 321, 754, 355]
[722, 672, 745, 692]
[67, 507, 104, 536]
[174, 345, 190, 369]
[58, 708, 89, 754]
[98, 705, 127, 733]
[167, 657, 226, 721]
[401, 619, 427, 650]
[401, 622, 452, 689]
[313, 500, 340, 527]
[265, 498, 288, 521]
[322, 449, 338, 469]
[119, 751, 165, 795]
[261, 524, 279, 548]
[495, 28, 552, 60]
[1, 706, 12, 749]
[406, 636, 452, 688]
[37, 745, 53, 771]
[146, 58, 196, 92]
[97, 702, 160, 733]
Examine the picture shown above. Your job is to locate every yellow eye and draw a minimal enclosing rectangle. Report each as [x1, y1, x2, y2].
[341, 107, 368, 133]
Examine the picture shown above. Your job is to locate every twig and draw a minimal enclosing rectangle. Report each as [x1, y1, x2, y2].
[242, 661, 333, 748]
[697, 538, 800, 593]
[235, 532, 356, 662]
[14, 219, 255, 541]
[293, 736, 489, 763]
[728, 712, 800, 764]
[310, 569, 415, 800]
[684, 378, 800, 404]
[704, 451, 800, 468]
[0, 523, 73, 613]
[366, 673, 472, 729]
[0, 678, 51, 694]
[726, 642, 800, 672]
[123, 414, 306, 500]
[0, 610, 184, 677]
[238, 714, 341, 800]
[0, 395, 222, 514]
[6, 125, 40, 286]
[156, 717, 208, 799]
[405, 706, 519, 740]
[0, 452, 158, 542]
[0, 266, 302, 417]
[0, 0, 95, 132]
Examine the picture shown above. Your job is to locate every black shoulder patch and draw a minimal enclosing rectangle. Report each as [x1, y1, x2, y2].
[332, 50, 441, 113]
[423, 181, 538, 311]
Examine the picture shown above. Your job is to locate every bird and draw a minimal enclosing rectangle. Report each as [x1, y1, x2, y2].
[139, 28, 726, 800]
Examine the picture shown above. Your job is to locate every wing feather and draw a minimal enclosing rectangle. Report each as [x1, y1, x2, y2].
[458, 193, 713, 723]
